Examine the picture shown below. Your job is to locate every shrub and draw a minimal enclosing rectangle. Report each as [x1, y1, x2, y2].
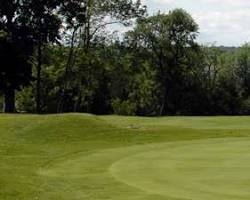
[240, 97, 250, 115]
[111, 99, 136, 116]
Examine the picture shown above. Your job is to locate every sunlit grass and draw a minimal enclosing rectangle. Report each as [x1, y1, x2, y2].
[1, 114, 250, 199]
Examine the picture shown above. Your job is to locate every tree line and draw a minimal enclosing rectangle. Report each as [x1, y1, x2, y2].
[1, 0, 250, 116]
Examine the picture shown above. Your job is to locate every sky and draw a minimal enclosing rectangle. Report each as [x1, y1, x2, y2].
[142, 0, 250, 46]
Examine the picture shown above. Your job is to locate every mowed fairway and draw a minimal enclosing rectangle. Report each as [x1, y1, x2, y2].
[1, 114, 250, 199]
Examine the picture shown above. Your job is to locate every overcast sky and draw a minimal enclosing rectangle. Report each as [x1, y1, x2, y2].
[142, 0, 250, 46]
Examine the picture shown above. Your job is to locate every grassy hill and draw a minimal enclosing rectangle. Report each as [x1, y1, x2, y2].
[1, 114, 250, 200]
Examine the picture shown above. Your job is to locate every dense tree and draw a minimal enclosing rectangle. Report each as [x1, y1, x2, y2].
[26, 0, 62, 113]
[0, 0, 34, 112]
[0, 0, 63, 113]
[2, 4, 250, 116]
[126, 9, 199, 115]
[81, 0, 146, 49]
[235, 45, 250, 97]
[58, 0, 147, 113]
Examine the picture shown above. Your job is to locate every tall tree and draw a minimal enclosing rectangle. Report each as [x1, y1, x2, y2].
[58, 0, 147, 113]
[0, 0, 62, 113]
[57, 0, 87, 113]
[235, 44, 250, 98]
[126, 9, 199, 115]
[23, 0, 62, 113]
[81, 0, 146, 49]
[0, 0, 34, 112]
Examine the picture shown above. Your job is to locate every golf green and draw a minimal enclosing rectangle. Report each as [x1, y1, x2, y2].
[111, 138, 250, 200]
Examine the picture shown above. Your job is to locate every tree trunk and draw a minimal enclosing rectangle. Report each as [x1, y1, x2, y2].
[36, 41, 42, 113]
[160, 77, 172, 116]
[74, 83, 82, 112]
[57, 28, 77, 113]
[3, 88, 15, 113]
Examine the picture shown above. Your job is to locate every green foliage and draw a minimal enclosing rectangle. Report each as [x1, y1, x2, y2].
[16, 86, 35, 113]
[111, 99, 136, 116]
[0, 0, 64, 112]
[17, 46, 66, 113]
[0, 94, 3, 112]
[240, 97, 250, 114]
[0, 30, 7, 40]
[235, 44, 250, 97]
[2, 2, 250, 116]
[128, 62, 161, 116]
[126, 9, 199, 115]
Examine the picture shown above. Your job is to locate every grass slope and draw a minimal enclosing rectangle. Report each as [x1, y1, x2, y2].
[1, 114, 250, 200]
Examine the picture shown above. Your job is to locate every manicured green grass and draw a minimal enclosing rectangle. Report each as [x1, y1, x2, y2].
[1, 114, 250, 200]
